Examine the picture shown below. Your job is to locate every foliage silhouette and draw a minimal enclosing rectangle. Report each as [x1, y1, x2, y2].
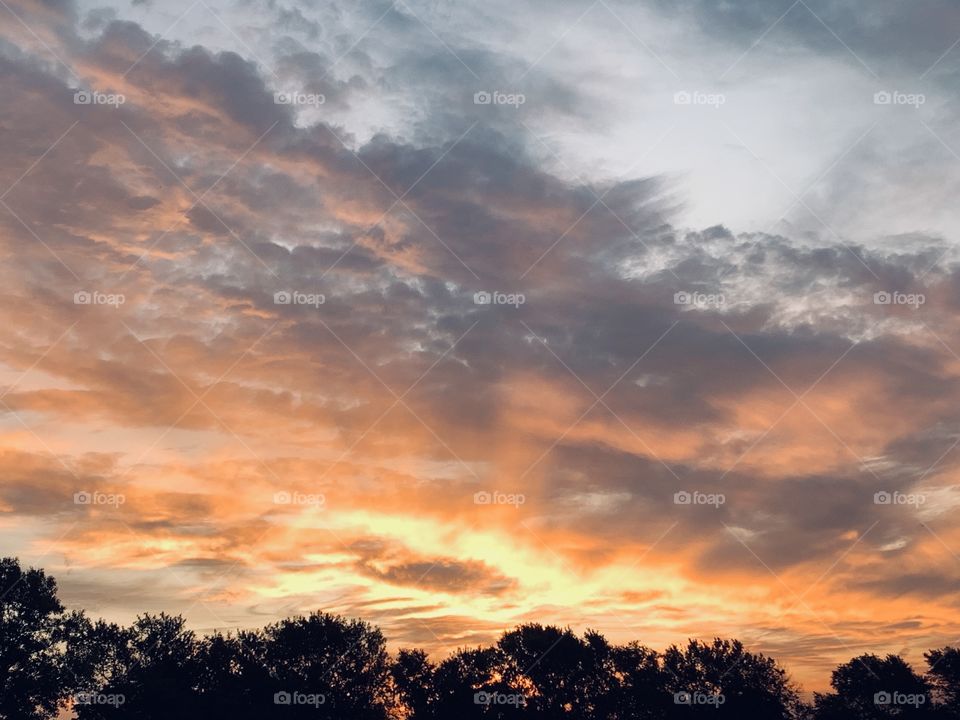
[812, 654, 933, 719]
[927, 647, 960, 719]
[0, 558, 78, 719]
[661, 638, 802, 719]
[3, 557, 960, 720]
[70, 613, 204, 719]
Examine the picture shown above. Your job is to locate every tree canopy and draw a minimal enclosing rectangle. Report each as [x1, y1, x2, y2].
[0, 557, 956, 719]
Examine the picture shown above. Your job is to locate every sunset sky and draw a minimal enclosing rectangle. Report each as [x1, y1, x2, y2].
[3, 0, 960, 693]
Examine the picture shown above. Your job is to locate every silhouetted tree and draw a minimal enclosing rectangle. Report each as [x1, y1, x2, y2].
[192, 631, 269, 717]
[71, 613, 203, 719]
[813, 654, 932, 719]
[498, 624, 595, 717]
[927, 647, 960, 718]
[0, 557, 78, 720]
[662, 639, 802, 719]
[12, 557, 960, 720]
[396, 626, 670, 720]
[197, 612, 394, 719]
[430, 646, 520, 719]
[507, 627, 670, 720]
[392, 648, 438, 718]
[605, 640, 669, 719]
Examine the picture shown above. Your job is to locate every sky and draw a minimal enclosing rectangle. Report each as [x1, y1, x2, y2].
[2, 0, 960, 694]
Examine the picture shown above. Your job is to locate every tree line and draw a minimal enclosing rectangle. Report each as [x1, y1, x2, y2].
[1, 557, 957, 719]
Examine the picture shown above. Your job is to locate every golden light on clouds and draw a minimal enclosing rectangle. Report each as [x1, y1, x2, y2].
[2, 0, 960, 700]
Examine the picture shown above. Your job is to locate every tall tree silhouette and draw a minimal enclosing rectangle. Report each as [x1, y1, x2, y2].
[0, 557, 77, 720]
[497, 624, 595, 717]
[927, 647, 960, 718]
[430, 645, 519, 719]
[499, 625, 673, 719]
[661, 638, 802, 719]
[392, 648, 438, 718]
[70, 613, 203, 719]
[605, 640, 669, 719]
[812, 654, 933, 719]
[197, 612, 394, 719]
[498, 624, 651, 719]
[394, 625, 669, 719]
